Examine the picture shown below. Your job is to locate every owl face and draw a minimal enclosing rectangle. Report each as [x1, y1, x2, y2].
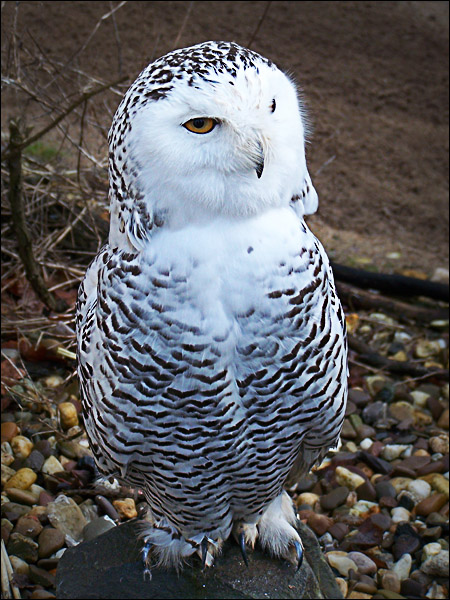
[109, 42, 313, 230]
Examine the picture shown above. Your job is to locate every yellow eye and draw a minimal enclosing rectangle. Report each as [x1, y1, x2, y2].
[183, 117, 217, 134]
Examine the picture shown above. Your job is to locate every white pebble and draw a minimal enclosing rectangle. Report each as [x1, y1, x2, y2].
[335, 466, 365, 490]
[426, 582, 448, 599]
[42, 455, 64, 475]
[360, 438, 373, 451]
[391, 507, 411, 523]
[392, 553, 412, 580]
[349, 500, 378, 517]
[407, 480, 431, 503]
[381, 444, 410, 461]
[410, 390, 431, 407]
[421, 549, 449, 578]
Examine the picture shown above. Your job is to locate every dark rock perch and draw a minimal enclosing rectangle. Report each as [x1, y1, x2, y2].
[56, 520, 342, 599]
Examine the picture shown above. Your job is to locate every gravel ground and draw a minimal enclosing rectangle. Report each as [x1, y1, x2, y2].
[1, 309, 449, 599]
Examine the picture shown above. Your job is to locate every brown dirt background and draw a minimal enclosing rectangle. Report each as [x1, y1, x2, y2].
[2, 1, 449, 275]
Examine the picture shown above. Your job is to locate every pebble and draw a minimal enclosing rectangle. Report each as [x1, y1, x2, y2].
[389, 477, 414, 494]
[14, 515, 43, 539]
[410, 390, 431, 407]
[415, 493, 448, 517]
[400, 578, 425, 598]
[335, 577, 348, 598]
[335, 466, 365, 490]
[296, 492, 320, 507]
[9, 554, 30, 575]
[47, 494, 87, 544]
[29, 564, 56, 588]
[382, 445, 409, 461]
[420, 545, 449, 577]
[320, 486, 350, 511]
[7, 532, 39, 563]
[428, 433, 449, 454]
[375, 481, 397, 499]
[348, 551, 377, 575]
[24, 449, 45, 472]
[359, 437, 373, 451]
[325, 551, 358, 576]
[428, 473, 449, 498]
[389, 402, 414, 422]
[1, 422, 19, 443]
[341, 418, 357, 439]
[407, 479, 432, 503]
[356, 480, 377, 501]
[391, 507, 411, 523]
[42, 455, 64, 475]
[38, 527, 65, 558]
[4, 467, 37, 490]
[82, 516, 116, 542]
[381, 571, 401, 593]
[58, 402, 79, 430]
[392, 553, 412, 580]
[307, 512, 333, 536]
[10, 435, 34, 459]
[437, 408, 449, 430]
[328, 522, 349, 541]
[112, 498, 138, 520]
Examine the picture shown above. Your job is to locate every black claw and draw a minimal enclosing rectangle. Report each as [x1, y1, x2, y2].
[201, 536, 209, 569]
[294, 540, 303, 571]
[238, 532, 249, 568]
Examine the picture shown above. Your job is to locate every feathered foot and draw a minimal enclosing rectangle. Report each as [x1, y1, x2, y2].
[138, 519, 223, 576]
[257, 490, 304, 569]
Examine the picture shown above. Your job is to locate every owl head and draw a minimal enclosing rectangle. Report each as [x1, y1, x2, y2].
[108, 41, 318, 249]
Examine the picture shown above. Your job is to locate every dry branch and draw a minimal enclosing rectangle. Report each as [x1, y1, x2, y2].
[1, 76, 127, 162]
[7, 119, 68, 313]
[336, 281, 448, 325]
[348, 333, 448, 381]
[331, 262, 449, 302]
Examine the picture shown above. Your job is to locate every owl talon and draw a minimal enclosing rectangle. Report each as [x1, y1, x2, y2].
[201, 535, 209, 569]
[238, 532, 249, 567]
[294, 540, 304, 571]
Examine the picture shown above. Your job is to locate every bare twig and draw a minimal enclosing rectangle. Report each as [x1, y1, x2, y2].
[348, 333, 448, 381]
[2, 75, 127, 161]
[110, 0, 124, 77]
[173, 1, 195, 49]
[7, 119, 68, 313]
[247, 1, 272, 48]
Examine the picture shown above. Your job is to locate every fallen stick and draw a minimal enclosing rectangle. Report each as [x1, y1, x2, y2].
[336, 281, 448, 325]
[331, 262, 449, 302]
[348, 334, 448, 381]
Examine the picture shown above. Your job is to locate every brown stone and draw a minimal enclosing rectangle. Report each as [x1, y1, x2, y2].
[14, 515, 43, 539]
[307, 512, 332, 536]
[38, 527, 65, 558]
[415, 493, 448, 517]
[1, 422, 19, 443]
[437, 408, 449, 430]
[328, 522, 349, 541]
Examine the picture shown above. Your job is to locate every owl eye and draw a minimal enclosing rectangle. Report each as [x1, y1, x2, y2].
[270, 99, 276, 113]
[183, 117, 217, 134]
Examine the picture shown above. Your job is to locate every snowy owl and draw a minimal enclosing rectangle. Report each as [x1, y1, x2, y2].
[76, 41, 348, 574]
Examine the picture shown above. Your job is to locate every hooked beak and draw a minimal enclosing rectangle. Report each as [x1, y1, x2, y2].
[255, 141, 264, 179]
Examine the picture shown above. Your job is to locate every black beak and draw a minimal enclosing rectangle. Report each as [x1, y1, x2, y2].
[255, 159, 264, 179]
[255, 141, 264, 178]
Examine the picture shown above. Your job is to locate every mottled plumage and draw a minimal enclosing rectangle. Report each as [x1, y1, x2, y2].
[76, 41, 347, 571]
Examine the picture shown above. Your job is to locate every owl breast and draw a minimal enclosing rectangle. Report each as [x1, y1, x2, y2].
[78, 206, 347, 539]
